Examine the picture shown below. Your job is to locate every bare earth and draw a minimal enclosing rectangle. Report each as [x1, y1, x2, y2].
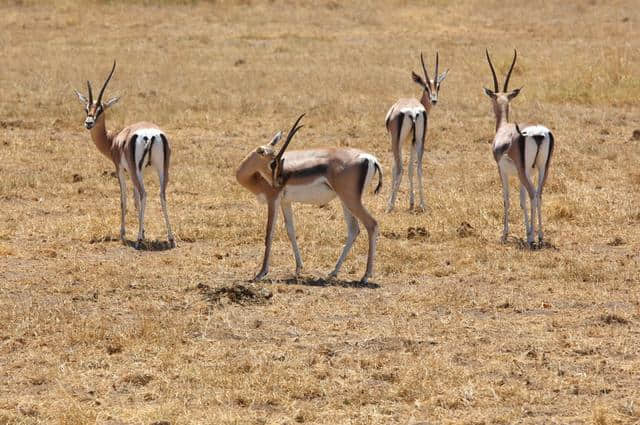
[0, 1, 639, 424]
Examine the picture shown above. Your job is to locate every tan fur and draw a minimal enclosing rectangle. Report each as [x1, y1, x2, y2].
[236, 124, 380, 283]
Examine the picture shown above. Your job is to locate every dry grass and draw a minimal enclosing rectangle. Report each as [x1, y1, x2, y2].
[1, 0, 639, 424]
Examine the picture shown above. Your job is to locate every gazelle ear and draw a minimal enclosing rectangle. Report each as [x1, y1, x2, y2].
[437, 69, 449, 83]
[269, 131, 283, 146]
[74, 90, 88, 104]
[411, 71, 427, 88]
[483, 87, 496, 99]
[507, 87, 522, 100]
[103, 96, 120, 109]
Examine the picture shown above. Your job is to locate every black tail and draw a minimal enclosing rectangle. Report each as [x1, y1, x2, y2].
[374, 161, 383, 194]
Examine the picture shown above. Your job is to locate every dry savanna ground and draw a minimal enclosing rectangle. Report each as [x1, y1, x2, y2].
[1, 1, 639, 424]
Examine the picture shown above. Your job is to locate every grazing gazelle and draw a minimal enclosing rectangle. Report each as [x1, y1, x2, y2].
[74, 61, 174, 249]
[236, 114, 383, 283]
[483, 49, 555, 246]
[385, 51, 448, 212]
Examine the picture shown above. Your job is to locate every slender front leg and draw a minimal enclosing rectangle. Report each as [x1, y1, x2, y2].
[499, 169, 510, 242]
[117, 167, 127, 243]
[255, 199, 279, 281]
[281, 202, 303, 276]
[329, 202, 360, 279]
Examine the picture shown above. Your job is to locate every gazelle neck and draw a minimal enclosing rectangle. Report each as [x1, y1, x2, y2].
[89, 113, 114, 160]
[419, 91, 432, 114]
[494, 102, 509, 132]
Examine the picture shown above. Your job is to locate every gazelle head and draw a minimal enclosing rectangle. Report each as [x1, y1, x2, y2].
[483, 49, 522, 116]
[250, 114, 305, 188]
[411, 51, 449, 107]
[74, 61, 120, 130]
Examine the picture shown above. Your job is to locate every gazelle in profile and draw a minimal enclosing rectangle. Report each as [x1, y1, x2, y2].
[74, 61, 174, 249]
[483, 49, 555, 246]
[236, 115, 383, 283]
[385, 51, 448, 212]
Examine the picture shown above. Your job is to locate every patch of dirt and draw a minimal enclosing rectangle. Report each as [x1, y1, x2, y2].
[197, 283, 273, 306]
[607, 237, 625, 246]
[457, 222, 474, 238]
[407, 226, 429, 239]
[631, 129, 640, 140]
[600, 313, 630, 325]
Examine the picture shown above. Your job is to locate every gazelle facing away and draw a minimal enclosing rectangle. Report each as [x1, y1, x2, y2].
[236, 115, 383, 283]
[483, 49, 555, 246]
[385, 51, 448, 212]
[74, 61, 174, 249]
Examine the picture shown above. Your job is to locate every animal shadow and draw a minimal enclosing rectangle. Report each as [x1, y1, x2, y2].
[123, 238, 175, 251]
[279, 276, 380, 289]
[505, 236, 557, 251]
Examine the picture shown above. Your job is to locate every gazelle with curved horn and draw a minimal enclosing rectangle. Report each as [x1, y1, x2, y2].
[384, 51, 449, 212]
[236, 114, 383, 283]
[74, 61, 174, 249]
[483, 49, 555, 246]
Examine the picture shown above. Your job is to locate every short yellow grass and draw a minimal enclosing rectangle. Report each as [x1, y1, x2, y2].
[0, 1, 639, 424]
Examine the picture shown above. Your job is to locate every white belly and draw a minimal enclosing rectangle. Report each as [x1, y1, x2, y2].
[283, 178, 336, 205]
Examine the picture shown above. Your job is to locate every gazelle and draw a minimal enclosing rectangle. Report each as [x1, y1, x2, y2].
[236, 115, 383, 283]
[73, 61, 174, 249]
[385, 51, 448, 212]
[483, 49, 555, 246]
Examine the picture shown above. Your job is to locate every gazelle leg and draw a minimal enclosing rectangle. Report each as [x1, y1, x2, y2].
[408, 138, 416, 210]
[416, 112, 427, 211]
[255, 199, 279, 281]
[117, 167, 127, 243]
[329, 202, 360, 279]
[343, 200, 378, 283]
[500, 169, 510, 242]
[159, 172, 174, 248]
[130, 171, 146, 249]
[536, 168, 545, 243]
[519, 184, 532, 245]
[281, 202, 303, 276]
[386, 115, 405, 213]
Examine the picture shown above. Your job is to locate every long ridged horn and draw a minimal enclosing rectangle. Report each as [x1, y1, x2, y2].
[97, 61, 116, 105]
[420, 52, 431, 85]
[434, 51, 439, 83]
[485, 49, 499, 92]
[87, 81, 93, 104]
[503, 49, 517, 91]
[274, 113, 305, 161]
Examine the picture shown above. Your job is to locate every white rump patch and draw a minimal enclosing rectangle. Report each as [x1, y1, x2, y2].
[358, 153, 380, 191]
[521, 125, 550, 137]
[399, 106, 426, 121]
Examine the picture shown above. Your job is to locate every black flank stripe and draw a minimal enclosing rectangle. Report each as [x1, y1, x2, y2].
[396, 114, 404, 144]
[284, 164, 329, 180]
[518, 132, 526, 168]
[160, 134, 169, 173]
[129, 134, 138, 170]
[421, 112, 427, 147]
[358, 159, 369, 196]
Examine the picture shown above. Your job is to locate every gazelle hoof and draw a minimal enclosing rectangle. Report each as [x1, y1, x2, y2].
[360, 275, 370, 284]
[169, 239, 176, 248]
[254, 270, 268, 281]
[135, 239, 143, 250]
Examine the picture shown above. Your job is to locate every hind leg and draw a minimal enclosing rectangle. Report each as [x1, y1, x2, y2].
[415, 113, 426, 211]
[407, 142, 416, 210]
[329, 202, 360, 279]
